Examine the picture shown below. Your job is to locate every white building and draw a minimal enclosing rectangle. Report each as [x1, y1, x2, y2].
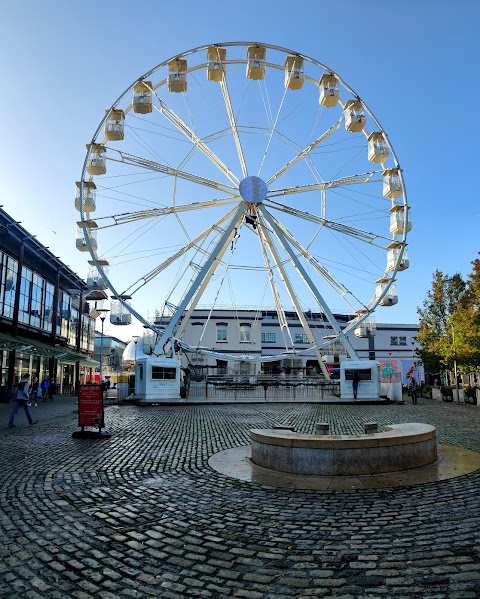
[154, 309, 422, 385]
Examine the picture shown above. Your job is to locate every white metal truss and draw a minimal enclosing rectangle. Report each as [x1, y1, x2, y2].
[154, 203, 247, 356]
[107, 149, 238, 195]
[147, 86, 241, 186]
[119, 205, 241, 296]
[93, 197, 239, 229]
[265, 201, 393, 249]
[258, 204, 360, 360]
[219, 77, 248, 178]
[265, 118, 342, 187]
[266, 171, 382, 198]
[256, 212, 332, 377]
[265, 211, 369, 312]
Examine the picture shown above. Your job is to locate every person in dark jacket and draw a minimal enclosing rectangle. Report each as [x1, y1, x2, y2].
[8, 375, 38, 428]
[352, 371, 360, 399]
[48, 379, 57, 401]
[29, 377, 39, 406]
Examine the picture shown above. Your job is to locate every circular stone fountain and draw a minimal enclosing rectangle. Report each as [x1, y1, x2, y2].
[250, 423, 437, 476]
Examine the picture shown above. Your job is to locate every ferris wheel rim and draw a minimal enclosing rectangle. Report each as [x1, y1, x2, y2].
[78, 41, 409, 352]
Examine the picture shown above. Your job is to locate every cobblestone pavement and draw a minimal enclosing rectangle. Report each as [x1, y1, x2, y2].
[1, 398, 479, 599]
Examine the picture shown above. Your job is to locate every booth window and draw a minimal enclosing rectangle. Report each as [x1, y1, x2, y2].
[139, 364, 144, 381]
[151, 366, 176, 380]
[345, 368, 372, 381]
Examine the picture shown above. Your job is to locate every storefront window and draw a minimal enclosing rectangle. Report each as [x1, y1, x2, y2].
[2, 256, 18, 319]
[30, 273, 43, 329]
[43, 282, 54, 332]
[19, 267, 33, 325]
[69, 306, 78, 346]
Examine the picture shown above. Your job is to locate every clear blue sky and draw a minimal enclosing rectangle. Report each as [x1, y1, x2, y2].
[1, 1, 478, 341]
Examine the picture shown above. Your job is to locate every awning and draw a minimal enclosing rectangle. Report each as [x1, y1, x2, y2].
[0, 331, 98, 366]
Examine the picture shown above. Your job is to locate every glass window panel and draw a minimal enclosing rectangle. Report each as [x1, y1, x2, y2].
[261, 332, 276, 343]
[151, 366, 176, 380]
[216, 323, 227, 341]
[240, 323, 251, 342]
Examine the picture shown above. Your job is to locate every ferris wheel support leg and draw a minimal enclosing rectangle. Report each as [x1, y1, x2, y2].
[258, 205, 360, 361]
[153, 204, 248, 356]
[315, 351, 331, 378]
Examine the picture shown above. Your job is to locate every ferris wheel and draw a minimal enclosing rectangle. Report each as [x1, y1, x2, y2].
[75, 41, 410, 368]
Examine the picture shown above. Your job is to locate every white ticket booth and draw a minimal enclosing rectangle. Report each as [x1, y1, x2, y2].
[340, 361, 380, 401]
[135, 356, 181, 403]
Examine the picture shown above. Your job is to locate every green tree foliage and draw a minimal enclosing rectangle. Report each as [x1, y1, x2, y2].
[416, 270, 465, 372]
[450, 257, 480, 370]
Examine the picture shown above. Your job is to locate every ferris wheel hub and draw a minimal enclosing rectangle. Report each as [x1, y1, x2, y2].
[239, 176, 267, 204]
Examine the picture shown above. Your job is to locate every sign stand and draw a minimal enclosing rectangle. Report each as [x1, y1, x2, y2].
[72, 385, 111, 439]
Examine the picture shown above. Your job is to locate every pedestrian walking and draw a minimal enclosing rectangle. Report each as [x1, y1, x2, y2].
[352, 371, 360, 399]
[29, 377, 39, 406]
[36, 382, 43, 405]
[409, 377, 418, 404]
[41, 377, 50, 401]
[48, 379, 57, 401]
[8, 374, 38, 428]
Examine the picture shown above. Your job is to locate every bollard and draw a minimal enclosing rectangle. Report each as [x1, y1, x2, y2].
[364, 422, 378, 434]
[315, 423, 330, 435]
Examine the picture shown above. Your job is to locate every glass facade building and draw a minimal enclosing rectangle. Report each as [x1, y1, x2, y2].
[0, 208, 96, 399]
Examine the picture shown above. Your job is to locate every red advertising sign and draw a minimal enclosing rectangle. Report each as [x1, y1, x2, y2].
[78, 385, 104, 428]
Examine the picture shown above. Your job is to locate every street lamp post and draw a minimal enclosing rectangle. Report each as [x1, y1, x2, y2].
[97, 309, 110, 385]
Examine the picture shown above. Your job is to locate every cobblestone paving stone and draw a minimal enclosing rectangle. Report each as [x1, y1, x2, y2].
[0, 399, 479, 598]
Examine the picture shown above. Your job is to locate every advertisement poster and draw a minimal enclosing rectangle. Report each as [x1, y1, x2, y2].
[402, 359, 424, 386]
[78, 385, 104, 428]
[378, 359, 401, 384]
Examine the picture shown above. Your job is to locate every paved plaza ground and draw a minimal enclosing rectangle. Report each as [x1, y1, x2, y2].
[0, 396, 479, 598]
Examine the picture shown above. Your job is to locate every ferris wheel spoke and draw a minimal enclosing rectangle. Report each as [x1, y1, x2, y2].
[219, 77, 248, 178]
[107, 149, 238, 195]
[146, 85, 241, 186]
[118, 205, 242, 296]
[154, 203, 248, 355]
[265, 211, 368, 312]
[266, 201, 392, 248]
[258, 204, 359, 360]
[93, 197, 240, 229]
[266, 171, 382, 198]
[265, 117, 342, 187]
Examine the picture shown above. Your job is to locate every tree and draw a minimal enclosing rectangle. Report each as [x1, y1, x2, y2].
[416, 270, 465, 372]
[450, 257, 480, 370]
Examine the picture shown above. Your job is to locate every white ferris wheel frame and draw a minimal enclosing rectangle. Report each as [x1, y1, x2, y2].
[78, 41, 409, 366]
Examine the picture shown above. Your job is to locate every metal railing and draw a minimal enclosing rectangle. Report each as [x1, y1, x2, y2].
[187, 375, 340, 401]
